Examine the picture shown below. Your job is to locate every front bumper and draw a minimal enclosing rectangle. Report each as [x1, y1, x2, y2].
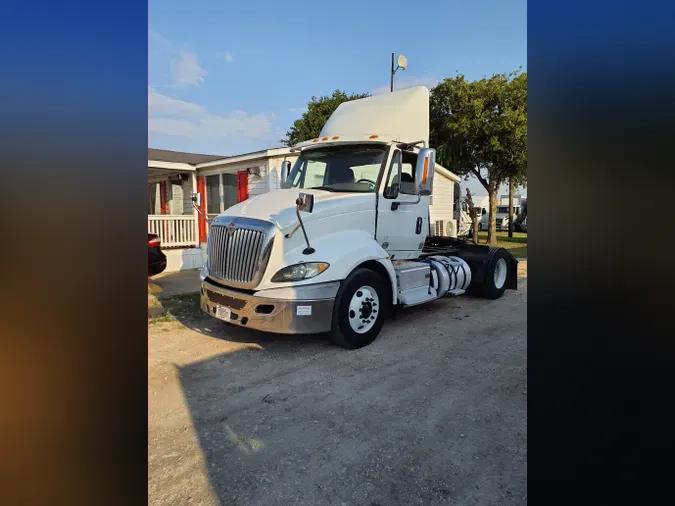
[200, 278, 335, 334]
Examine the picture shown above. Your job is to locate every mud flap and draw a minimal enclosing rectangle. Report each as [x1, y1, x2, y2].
[505, 251, 519, 290]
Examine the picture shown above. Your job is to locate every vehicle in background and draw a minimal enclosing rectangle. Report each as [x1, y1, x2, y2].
[513, 198, 527, 233]
[148, 233, 167, 276]
[478, 205, 515, 232]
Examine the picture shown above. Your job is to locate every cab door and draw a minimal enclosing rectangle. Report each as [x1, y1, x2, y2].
[375, 149, 429, 259]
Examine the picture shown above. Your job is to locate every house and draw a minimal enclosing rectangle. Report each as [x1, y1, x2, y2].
[148, 148, 461, 272]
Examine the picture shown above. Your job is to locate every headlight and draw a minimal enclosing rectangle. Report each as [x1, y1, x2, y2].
[271, 262, 329, 282]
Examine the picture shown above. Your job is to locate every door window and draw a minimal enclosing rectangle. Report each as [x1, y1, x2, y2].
[383, 150, 402, 199]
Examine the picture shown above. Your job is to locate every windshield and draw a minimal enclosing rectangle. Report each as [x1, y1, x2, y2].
[497, 206, 510, 214]
[282, 144, 387, 193]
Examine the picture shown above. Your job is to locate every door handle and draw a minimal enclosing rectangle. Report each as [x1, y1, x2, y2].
[416, 217, 423, 234]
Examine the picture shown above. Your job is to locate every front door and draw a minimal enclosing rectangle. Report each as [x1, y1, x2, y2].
[376, 149, 429, 259]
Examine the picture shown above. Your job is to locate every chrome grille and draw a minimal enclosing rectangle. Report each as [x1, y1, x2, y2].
[207, 221, 272, 287]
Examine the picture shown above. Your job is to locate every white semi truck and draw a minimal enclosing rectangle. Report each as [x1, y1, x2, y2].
[199, 87, 518, 349]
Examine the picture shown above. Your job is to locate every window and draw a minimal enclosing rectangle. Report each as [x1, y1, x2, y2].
[206, 175, 220, 215]
[222, 174, 238, 210]
[401, 150, 417, 184]
[282, 144, 386, 193]
[385, 149, 417, 196]
[383, 150, 402, 198]
[304, 160, 327, 187]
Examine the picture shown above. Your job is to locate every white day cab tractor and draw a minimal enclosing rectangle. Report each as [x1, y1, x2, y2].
[198, 87, 518, 349]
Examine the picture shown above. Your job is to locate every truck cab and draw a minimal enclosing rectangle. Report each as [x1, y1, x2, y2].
[200, 87, 518, 348]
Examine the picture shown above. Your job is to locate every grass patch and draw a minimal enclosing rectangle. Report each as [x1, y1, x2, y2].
[148, 292, 202, 324]
[475, 231, 528, 258]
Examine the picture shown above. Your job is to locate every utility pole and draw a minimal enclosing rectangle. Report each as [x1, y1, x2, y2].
[391, 53, 395, 92]
[390, 53, 407, 92]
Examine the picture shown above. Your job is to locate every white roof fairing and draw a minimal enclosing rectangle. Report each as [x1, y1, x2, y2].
[319, 86, 430, 146]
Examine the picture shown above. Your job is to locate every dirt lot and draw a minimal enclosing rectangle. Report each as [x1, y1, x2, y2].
[149, 263, 527, 506]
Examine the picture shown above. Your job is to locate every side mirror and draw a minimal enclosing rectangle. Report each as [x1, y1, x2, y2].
[296, 192, 314, 213]
[280, 161, 291, 185]
[415, 148, 435, 195]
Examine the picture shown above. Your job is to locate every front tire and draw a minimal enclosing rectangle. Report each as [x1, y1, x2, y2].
[330, 268, 388, 349]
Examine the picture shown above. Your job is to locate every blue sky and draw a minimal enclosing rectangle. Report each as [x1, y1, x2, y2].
[149, 0, 526, 195]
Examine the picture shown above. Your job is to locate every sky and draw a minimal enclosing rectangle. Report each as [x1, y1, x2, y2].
[149, 0, 527, 196]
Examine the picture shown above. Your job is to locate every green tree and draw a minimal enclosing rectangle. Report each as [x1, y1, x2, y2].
[281, 90, 370, 146]
[430, 70, 527, 244]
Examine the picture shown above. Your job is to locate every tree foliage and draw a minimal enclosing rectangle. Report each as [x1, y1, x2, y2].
[430, 70, 527, 243]
[281, 90, 370, 146]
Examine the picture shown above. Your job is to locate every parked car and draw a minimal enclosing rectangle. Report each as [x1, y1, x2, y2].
[148, 233, 167, 276]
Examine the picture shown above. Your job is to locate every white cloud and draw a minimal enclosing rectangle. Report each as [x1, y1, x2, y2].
[370, 75, 440, 96]
[218, 51, 234, 63]
[171, 51, 208, 86]
[148, 87, 204, 116]
[148, 88, 275, 139]
[288, 107, 305, 114]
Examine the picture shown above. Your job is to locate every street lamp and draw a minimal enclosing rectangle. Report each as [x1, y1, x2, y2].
[390, 53, 408, 92]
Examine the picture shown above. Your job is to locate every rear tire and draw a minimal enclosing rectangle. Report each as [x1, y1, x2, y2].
[479, 248, 511, 300]
[330, 268, 388, 349]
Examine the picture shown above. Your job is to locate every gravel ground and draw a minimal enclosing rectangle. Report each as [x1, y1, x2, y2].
[149, 263, 527, 506]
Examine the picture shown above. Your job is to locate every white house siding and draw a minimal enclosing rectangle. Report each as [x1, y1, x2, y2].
[181, 178, 193, 215]
[266, 155, 299, 191]
[429, 172, 454, 235]
[247, 164, 269, 198]
[170, 183, 184, 215]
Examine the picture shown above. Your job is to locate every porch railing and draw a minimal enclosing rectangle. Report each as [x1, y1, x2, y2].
[148, 215, 198, 248]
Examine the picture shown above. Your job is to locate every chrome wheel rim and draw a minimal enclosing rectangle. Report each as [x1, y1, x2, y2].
[494, 258, 507, 289]
[348, 285, 379, 334]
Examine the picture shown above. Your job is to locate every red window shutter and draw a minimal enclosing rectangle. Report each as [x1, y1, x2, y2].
[237, 170, 249, 202]
[197, 176, 207, 244]
[159, 181, 169, 215]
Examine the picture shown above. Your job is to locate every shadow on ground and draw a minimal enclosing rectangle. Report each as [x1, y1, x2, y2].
[150, 268, 528, 505]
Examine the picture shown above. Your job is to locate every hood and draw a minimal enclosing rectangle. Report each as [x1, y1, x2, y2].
[221, 189, 376, 230]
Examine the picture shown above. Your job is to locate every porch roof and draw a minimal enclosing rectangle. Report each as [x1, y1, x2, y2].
[149, 148, 230, 182]
[148, 148, 227, 165]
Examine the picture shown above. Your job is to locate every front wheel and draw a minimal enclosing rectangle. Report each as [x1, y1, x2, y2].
[330, 268, 388, 349]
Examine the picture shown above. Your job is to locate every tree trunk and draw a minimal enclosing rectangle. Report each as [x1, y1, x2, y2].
[487, 188, 498, 245]
[508, 179, 514, 238]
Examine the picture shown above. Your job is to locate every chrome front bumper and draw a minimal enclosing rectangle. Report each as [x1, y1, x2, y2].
[200, 278, 336, 334]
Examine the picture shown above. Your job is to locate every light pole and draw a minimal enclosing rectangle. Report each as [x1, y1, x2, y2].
[390, 53, 408, 92]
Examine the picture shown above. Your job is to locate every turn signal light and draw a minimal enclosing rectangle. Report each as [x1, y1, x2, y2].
[422, 157, 429, 184]
[369, 135, 379, 139]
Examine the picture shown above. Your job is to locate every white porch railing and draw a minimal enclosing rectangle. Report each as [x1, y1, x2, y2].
[148, 215, 198, 248]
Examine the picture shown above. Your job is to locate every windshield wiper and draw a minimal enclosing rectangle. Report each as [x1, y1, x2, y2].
[309, 186, 337, 192]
